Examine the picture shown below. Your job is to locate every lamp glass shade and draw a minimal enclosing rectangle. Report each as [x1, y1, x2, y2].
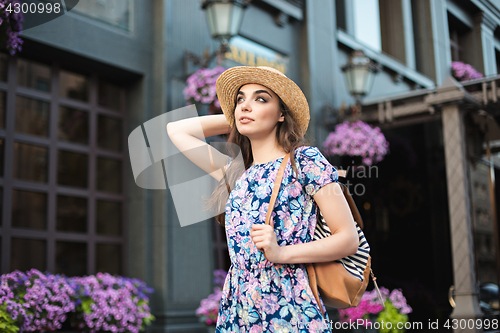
[344, 69, 354, 94]
[204, 1, 245, 39]
[352, 67, 367, 94]
[342, 50, 376, 99]
[364, 70, 375, 96]
[228, 4, 245, 35]
[205, 4, 217, 37]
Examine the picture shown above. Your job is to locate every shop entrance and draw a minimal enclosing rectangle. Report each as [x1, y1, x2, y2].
[342, 119, 455, 328]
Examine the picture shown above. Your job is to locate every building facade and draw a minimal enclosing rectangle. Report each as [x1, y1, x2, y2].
[0, 0, 499, 332]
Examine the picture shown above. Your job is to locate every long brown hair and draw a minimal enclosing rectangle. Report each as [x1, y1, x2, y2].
[204, 94, 313, 227]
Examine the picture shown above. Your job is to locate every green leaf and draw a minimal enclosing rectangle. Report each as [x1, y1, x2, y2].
[81, 299, 94, 315]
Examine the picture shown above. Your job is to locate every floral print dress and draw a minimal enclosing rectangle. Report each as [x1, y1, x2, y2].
[215, 146, 339, 333]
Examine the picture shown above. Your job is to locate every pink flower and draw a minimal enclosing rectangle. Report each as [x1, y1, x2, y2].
[451, 61, 483, 81]
[261, 293, 279, 314]
[322, 120, 389, 166]
[339, 287, 412, 325]
[183, 66, 226, 107]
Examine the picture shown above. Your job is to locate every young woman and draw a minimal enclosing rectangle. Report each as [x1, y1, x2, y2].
[167, 66, 359, 332]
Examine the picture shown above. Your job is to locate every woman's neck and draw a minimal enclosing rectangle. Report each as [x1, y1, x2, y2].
[249, 138, 286, 165]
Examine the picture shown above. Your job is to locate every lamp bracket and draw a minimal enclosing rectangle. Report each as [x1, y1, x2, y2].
[183, 43, 229, 78]
[392, 73, 403, 84]
[274, 11, 289, 26]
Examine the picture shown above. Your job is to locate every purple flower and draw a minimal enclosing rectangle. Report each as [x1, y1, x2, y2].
[183, 66, 226, 111]
[0, 270, 155, 333]
[0, 0, 24, 55]
[0, 269, 75, 331]
[322, 120, 389, 166]
[338, 287, 412, 326]
[213, 269, 227, 288]
[196, 269, 228, 325]
[67, 273, 154, 333]
[451, 61, 484, 82]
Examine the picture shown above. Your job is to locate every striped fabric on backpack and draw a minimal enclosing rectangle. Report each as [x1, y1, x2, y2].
[314, 212, 371, 282]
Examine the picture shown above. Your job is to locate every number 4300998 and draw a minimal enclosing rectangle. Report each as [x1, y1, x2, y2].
[6, 1, 61, 14]
[444, 319, 498, 330]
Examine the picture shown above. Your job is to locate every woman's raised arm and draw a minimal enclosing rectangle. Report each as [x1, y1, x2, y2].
[166, 114, 232, 182]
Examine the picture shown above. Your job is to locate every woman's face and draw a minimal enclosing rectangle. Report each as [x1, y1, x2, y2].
[234, 83, 283, 139]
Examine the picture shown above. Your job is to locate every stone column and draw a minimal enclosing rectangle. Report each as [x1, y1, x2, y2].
[303, 0, 339, 143]
[441, 104, 483, 333]
[150, 0, 168, 331]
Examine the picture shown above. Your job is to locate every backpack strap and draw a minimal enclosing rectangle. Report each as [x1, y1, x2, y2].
[265, 153, 290, 229]
[339, 183, 364, 229]
[336, 169, 364, 229]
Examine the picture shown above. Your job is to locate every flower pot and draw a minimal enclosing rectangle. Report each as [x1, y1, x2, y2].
[206, 325, 216, 333]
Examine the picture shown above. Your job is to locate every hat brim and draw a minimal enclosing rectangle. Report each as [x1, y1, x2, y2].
[216, 66, 310, 137]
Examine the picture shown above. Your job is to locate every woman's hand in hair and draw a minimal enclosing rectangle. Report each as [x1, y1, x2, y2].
[250, 223, 285, 263]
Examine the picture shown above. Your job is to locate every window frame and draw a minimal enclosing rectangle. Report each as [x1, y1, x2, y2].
[0, 55, 127, 276]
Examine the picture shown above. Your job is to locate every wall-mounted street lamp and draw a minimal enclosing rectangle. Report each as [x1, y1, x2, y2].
[184, 0, 250, 76]
[324, 50, 379, 129]
[202, 0, 249, 48]
[341, 50, 380, 117]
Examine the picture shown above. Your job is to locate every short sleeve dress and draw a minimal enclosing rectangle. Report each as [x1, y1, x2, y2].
[215, 145, 339, 333]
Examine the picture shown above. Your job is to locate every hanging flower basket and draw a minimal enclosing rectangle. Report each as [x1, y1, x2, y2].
[322, 120, 389, 168]
[0, 0, 24, 55]
[451, 61, 483, 82]
[183, 66, 226, 115]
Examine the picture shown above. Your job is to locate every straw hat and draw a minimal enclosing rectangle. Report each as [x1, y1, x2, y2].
[216, 66, 310, 137]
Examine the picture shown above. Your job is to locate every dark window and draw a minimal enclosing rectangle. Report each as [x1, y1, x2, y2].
[0, 53, 8, 82]
[96, 243, 122, 274]
[57, 195, 87, 233]
[98, 114, 122, 151]
[496, 49, 500, 75]
[379, 0, 406, 64]
[0, 138, 4, 177]
[97, 157, 122, 193]
[11, 238, 46, 272]
[448, 12, 472, 63]
[58, 106, 89, 144]
[12, 190, 47, 230]
[57, 150, 88, 188]
[98, 79, 123, 111]
[338, 0, 409, 65]
[0, 91, 6, 129]
[15, 96, 50, 137]
[59, 70, 89, 102]
[13, 142, 48, 183]
[96, 200, 122, 235]
[17, 58, 51, 92]
[56, 241, 87, 276]
[336, 0, 346, 31]
[0, 188, 2, 227]
[0, 55, 126, 276]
